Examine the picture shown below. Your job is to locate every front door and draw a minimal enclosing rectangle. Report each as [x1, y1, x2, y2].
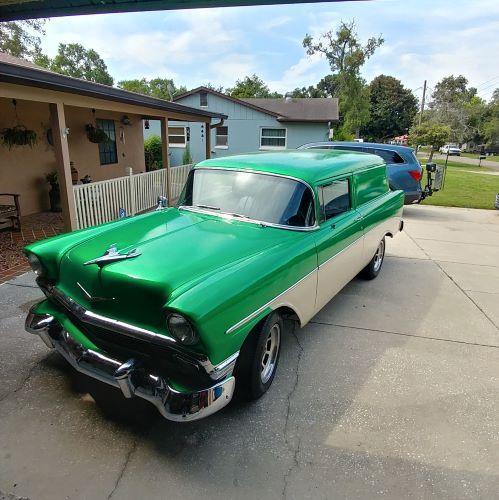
[314, 177, 364, 312]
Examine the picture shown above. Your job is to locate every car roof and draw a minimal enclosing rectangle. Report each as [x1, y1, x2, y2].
[195, 150, 385, 185]
[301, 141, 415, 153]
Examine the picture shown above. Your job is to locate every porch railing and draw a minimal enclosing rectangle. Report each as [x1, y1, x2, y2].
[73, 165, 192, 229]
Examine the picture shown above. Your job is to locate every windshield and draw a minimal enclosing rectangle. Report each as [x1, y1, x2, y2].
[178, 168, 315, 228]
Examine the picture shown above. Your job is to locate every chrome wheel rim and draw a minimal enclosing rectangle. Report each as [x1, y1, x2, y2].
[260, 323, 281, 384]
[373, 239, 385, 272]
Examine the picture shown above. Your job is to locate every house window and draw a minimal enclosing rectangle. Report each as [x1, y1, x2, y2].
[200, 91, 208, 107]
[319, 179, 350, 221]
[260, 128, 287, 149]
[215, 126, 228, 148]
[168, 126, 187, 148]
[96, 119, 117, 165]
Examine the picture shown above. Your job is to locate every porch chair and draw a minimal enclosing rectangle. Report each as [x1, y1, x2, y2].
[0, 193, 21, 230]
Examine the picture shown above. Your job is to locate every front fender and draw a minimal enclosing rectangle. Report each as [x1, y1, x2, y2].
[166, 231, 318, 364]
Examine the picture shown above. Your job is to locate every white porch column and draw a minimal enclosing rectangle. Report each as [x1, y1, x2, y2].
[160, 117, 172, 206]
[49, 102, 77, 232]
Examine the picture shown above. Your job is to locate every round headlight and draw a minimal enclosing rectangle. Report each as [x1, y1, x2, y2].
[27, 253, 44, 276]
[166, 313, 198, 345]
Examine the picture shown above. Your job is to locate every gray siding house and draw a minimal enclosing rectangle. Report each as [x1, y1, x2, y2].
[145, 87, 339, 166]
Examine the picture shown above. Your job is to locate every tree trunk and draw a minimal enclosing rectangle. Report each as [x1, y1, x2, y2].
[428, 147, 435, 162]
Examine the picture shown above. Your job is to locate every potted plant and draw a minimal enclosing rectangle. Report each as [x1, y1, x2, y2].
[46, 171, 62, 213]
[85, 124, 109, 144]
[1, 124, 37, 149]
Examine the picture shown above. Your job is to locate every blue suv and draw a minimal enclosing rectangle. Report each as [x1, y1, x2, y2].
[298, 141, 423, 204]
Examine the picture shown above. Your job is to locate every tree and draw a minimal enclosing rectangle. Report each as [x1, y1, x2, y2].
[37, 43, 113, 85]
[316, 74, 340, 98]
[203, 82, 225, 93]
[303, 20, 383, 137]
[0, 20, 45, 59]
[291, 85, 325, 98]
[428, 75, 480, 144]
[362, 75, 418, 141]
[409, 122, 450, 161]
[228, 74, 282, 98]
[118, 78, 187, 100]
[430, 75, 477, 109]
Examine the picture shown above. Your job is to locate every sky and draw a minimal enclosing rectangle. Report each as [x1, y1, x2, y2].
[39, 0, 499, 103]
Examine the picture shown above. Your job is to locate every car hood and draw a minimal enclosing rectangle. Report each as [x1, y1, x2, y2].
[57, 208, 297, 330]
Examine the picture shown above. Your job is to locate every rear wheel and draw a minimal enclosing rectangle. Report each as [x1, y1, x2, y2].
[360, 237, 385, 280]
[234, 312, 283, 401]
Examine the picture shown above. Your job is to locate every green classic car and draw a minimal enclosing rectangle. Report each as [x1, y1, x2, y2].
[25, 150, 404, 421]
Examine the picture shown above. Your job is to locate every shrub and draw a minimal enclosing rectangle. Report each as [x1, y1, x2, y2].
[144, 135, 163, 170]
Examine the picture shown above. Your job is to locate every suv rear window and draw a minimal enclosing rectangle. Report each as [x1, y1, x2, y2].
[332, 145, 405, 164]
[373, 149, 405, 164]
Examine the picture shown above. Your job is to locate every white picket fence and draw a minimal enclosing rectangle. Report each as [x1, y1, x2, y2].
[73, 164, 192, 229]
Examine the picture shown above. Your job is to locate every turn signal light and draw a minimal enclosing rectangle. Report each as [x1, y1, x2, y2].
[408, 170, 422, 181]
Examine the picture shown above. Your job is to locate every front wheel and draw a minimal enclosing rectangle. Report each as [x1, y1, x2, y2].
[234, 312, 283, 401]
[360, 237, 385, 280]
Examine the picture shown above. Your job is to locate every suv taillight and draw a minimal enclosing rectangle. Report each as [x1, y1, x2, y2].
[408, 170, 422, 181]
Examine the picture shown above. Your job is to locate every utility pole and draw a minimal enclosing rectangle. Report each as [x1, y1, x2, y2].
[419, 80, 427, 125]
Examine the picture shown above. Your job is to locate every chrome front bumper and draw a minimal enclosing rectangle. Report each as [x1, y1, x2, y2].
[25, 308, 235, 422]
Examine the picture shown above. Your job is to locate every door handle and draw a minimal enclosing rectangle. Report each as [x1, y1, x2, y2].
[354, 216, 362, 222]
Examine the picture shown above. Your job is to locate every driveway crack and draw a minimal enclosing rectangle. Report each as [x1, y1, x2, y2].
[0, 361, 42, 404]
[107, 439, 138, 500]
[282, 322, 303, 499]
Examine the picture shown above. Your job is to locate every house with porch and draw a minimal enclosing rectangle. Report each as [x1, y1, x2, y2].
[0, 53, 225, 235]
[144, 86, 339, 166]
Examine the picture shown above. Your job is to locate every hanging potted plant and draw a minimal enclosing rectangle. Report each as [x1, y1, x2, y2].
[1, 100, 37, 149]
[85, 108, 110, 144]
[85, 123, 109, 144]
[46, 171, 62, 213]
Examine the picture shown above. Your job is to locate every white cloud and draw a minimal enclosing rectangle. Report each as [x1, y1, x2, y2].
[260, 16, 292, 31]
[208, 54, 257, 88]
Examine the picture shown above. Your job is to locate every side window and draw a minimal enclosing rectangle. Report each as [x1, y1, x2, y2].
[200, 91, 208, 107]
[373, 148, 405, 164]
[319, 180, 350, 221]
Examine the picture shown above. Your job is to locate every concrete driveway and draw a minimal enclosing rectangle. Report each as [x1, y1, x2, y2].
[0, 205, 498, 500]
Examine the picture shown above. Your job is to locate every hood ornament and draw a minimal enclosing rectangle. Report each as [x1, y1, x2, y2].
[84, 244, 141, 267]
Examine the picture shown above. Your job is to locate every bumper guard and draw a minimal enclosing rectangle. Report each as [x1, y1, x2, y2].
[25, 307, 235, 422]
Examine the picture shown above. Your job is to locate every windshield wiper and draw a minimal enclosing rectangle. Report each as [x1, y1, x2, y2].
[193, 204, 220, 211]
[226, 212, 250, 219]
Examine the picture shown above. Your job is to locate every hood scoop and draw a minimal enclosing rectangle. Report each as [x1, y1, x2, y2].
[84, 244, 141, 267]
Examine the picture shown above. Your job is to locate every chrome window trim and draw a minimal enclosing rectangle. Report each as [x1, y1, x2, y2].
[178, 167, 319, 232]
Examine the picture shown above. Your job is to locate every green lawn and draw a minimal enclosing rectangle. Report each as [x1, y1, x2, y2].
[418, 160, 499, 210]
[460, 152, 499, 162]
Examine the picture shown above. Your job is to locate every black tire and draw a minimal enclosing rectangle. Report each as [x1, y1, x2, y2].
[234, 312, 283, 401]
[359, 237, 386, 280]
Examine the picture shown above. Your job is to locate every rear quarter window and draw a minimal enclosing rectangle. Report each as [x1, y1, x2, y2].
[354, 165, 389, 206]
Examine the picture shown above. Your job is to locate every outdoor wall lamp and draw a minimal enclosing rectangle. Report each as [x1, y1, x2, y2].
[121, 115, 132, 126]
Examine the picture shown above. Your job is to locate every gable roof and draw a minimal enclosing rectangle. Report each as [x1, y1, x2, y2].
[174, 86, 339, 123]
[0, 53, 226, 120]
[242, 97, 338, 122]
